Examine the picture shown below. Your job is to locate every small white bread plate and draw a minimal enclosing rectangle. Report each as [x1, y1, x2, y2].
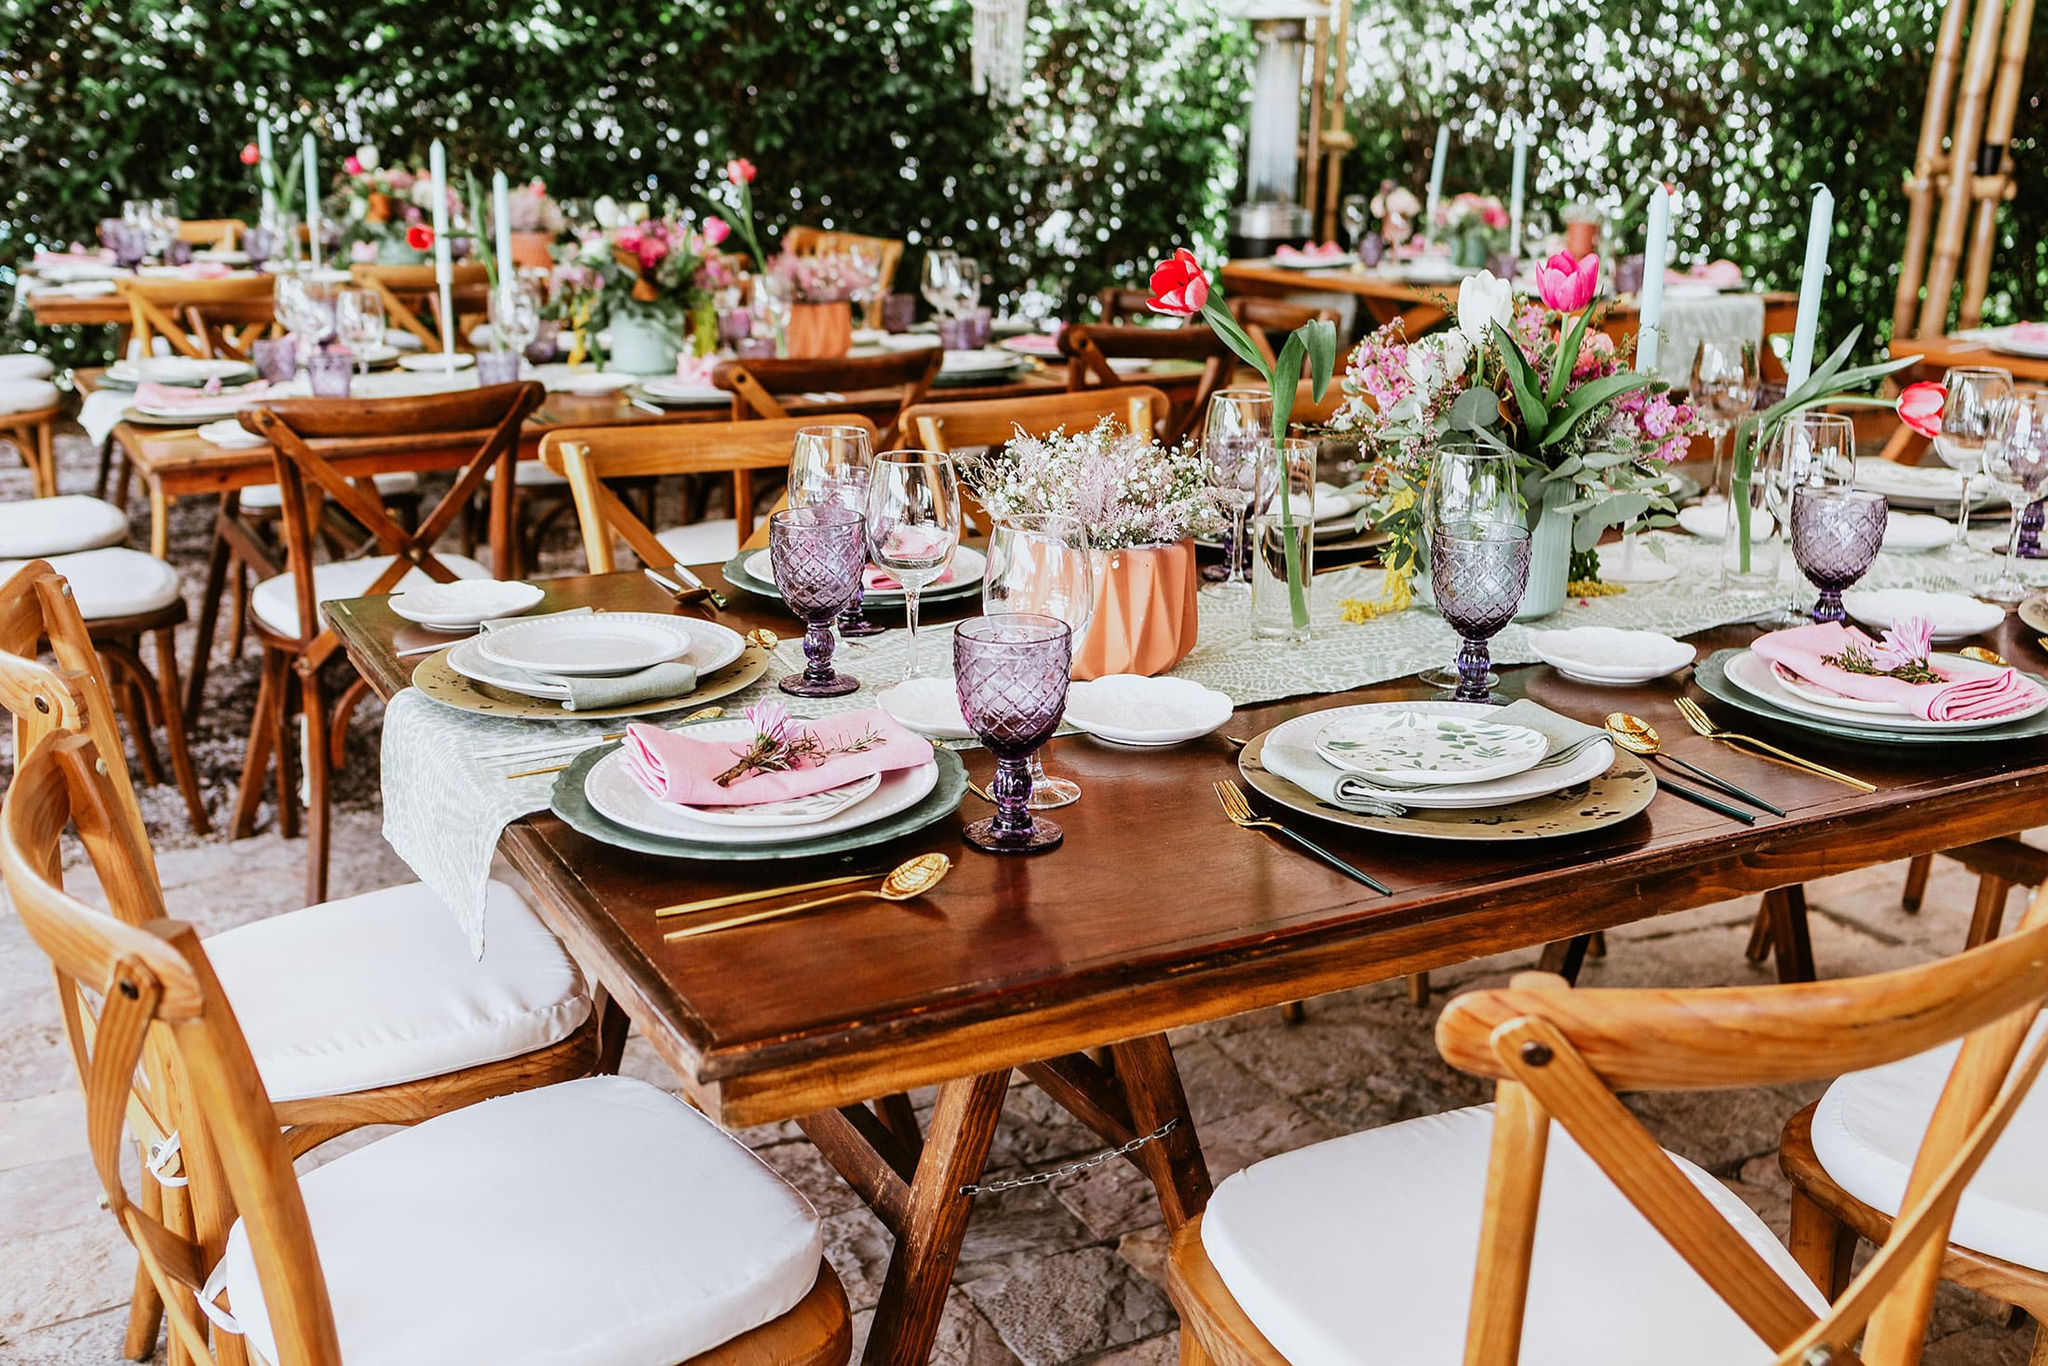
[1528, 627, 1697, 685]
[389, 580, 546, 631]
[877, 678, 974, 740]
[397, 352, 475, 371]
[1839, 588, 2005, 644]
[1312, 709, 1548, 786]
[1064, 675, 1233, 746]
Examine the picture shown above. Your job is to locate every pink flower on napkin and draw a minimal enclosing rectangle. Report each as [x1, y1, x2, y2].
[1751, 623, 2042, 722]
[623, 707, 932, 807]
[1868, 615, 1934, 672]
[134, 379, 270, 410]
[674, 353, 719, 388]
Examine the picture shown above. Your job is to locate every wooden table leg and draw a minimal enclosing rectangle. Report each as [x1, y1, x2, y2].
[149, 481, 171, 559]
[1763, 886, 1818, 983]
[1105, 1034, 1212, 1228]
[861, 1070, 1010, 1366]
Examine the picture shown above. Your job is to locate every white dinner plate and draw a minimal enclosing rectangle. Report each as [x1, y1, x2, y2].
[397, 352, 475, 372]
[389, 580, 546, 631]
[477, 615, 689, 677]
[1723, 649, 2048, 732]
[938, 349, 1025, 379]
[1839, 588, 2005, 644]
[1312, 709, 1549, 786]
[638, 377, 728, 404]
[451, 613, 743, 697]
[110, 357, 256, 387]
[1388, 258, 1468, 284]
[346, 342, 401, 367]
[1063, 675, 1233, 745]
[196, 419, 266, 449]
[741, 544, 987, 600]
[1676, 503, 1774, 542]
[1883, 511, 1954, 553]
[1854, 457, 1995, 510]
[675, 772, 883, 828]
[1265, 703, 1615, 810]
[1528, 627, 1696, 685]
[1267, 252, 1353, 271]
[559, 371, 636, 396]
[1985, 326, 2048, 360]
[136, 395, 253, 420]
[875, 333, 943, 352]
[877, 678, 974, 740]
[584, 736, 938, 845]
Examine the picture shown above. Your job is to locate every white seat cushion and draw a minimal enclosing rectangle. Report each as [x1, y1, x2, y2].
[0, 495, 129, 558]
[656, 519, 740, 565]
[1812, 1016, 2048, 1271]
[239, 472, 421, 511]
[219, 1075, 824, 1366]
[201, 879, 590, 1104]
[487, 460, 570, 487]
[0, 548, 181, 619]
[1202, 1104, 1825, 1365]
[0, 354, 56, 381]
[0, 377, 59, 415]
[251, 552, 488, 637]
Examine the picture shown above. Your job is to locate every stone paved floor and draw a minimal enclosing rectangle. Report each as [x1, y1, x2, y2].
[0, 424, 2037, 1362]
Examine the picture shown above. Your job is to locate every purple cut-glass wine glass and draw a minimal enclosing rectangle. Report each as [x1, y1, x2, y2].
[1790, 487, 1888, 624]
[768, 505, 867, 697]
[1430, 521, 1531, 704]
[955, 614, 1072, 854]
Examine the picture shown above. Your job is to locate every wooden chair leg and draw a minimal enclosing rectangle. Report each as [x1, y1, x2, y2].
[275, 665, 301, 842]
[94, 438, 114, 500]
[1788, 1187, 1859, 1300]
[1537, 934, 1593, 984]
[1968, 875, 2013, 949]
[1406, 973, 1431, 1006]
[300, 664, 332, 906]
[122, 1162, 166, 1360]
[1179, 1330, 1217, 1366]
[228, 565, 248, 659]
[1744, 902, 1776, 964]
[112, 454, 134, 514]
[1763, 885, 1817, 983]
[229, 648, 284, 839]
[2031, 1320, 2048, 1366]
[185, 517, 236, 716]
[1901, 853, 1934, 912]
[34, 420, 56, 499]
[1586, 930, 1606, 959]
[150, 627, 212, 837]
[876, 1093, 924, 1153]
[593, 991, 631, 1075]
[328, 674, 372, 771]
[103, 643, 166, 787]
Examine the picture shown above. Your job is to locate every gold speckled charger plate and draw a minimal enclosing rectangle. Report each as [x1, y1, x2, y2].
[1238, 729, 1656, 840]
[410, 645, 769, 720]
[2020, 592, 2048, 638]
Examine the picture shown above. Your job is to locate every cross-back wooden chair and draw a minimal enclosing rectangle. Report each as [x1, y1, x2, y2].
[713, 348, 941, 450]
[543, 416, 877, 567]
[783, 226, 904, 328]
[223, 382, 542, 902]
[1058, 323, 1233, 444]
[116, 276, 278, 361]
[0, 726, 846, 1366]
[1170, 888, 2048, 1366]
[346, 262, 489, 351]
[176, 218, 245, 251]
[3, 390, 61, 498]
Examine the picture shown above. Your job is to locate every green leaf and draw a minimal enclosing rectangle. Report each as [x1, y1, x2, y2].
[1491, 320, 1549, 442]
[1545, 308, 1591, 408]
[1201, 300, 1273, 384]
[1270, 330, 1305, 441]
[1543, 372, 1655, 449]
[1304, 318, 1336, 402]
[1450, 386, 1500, 431]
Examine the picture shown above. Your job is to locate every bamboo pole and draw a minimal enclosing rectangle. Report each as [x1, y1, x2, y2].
[1316, 0, 1356, 245]
[1918, 0, 2009, 337]
[1303, 12, 1330, 230]
[1892, 0, 1972, 339]
[1959, 0, 2034, 328]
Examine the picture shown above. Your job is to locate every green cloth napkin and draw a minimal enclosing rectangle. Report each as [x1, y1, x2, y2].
[554, 662, 700, 711]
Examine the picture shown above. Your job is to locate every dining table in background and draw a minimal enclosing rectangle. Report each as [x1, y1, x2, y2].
[327, 565, 2048, 1365]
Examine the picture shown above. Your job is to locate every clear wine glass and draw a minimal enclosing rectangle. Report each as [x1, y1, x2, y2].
[334, 287, 386, 378]
[1340, 195, 1370, 250]
[1981, 391, 2048, 603]
[954, 257, 983, 319]
[1202, 387, 1276, 594]
[1690, 337, 1759, 501]
[1761, 412, 1855, 626]
[788, 425, 883, 637]
[983, 515, 1093, 809]
[1934, 365, 2015, 564]
[489, 277, 542, 360]
[866, 450, 962, 681]
[955, 614, 1072, 855]
[275, 269, 338, 350]
[921, 250, 961, 320]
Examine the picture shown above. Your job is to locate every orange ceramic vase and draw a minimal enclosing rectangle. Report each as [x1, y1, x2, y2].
[786, 301, 854, 358]
[1071, 540, 1200, 680]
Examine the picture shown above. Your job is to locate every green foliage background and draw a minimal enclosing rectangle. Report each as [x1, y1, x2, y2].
[2, 0, 2040, 368]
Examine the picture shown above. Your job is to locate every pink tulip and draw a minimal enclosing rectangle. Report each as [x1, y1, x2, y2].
[343, 155, 364, 176]
[1536, 250, 1599, 313]
[702, 216, 730, 247]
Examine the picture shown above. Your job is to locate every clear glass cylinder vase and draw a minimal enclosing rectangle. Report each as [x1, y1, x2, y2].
[1252, 438, 1317, 643]
[1720, 462, 1781, 592]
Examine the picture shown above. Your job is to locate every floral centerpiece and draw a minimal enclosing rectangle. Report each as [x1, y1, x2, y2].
[1370, 181, 1422, 249]
[1432, 192, 1511, 269]
[1331, 252, 1697, 617]
[768, 249, 882, 358]
[553, 214, 722, 372]
[961, 419, 1216, 677]
[330, 147, 454, 265]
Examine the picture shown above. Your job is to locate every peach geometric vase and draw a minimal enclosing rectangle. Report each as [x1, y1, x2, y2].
[1071, 540, 1201, 680]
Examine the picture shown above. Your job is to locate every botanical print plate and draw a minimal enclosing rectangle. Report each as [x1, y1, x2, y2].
[1241, 732, 1655, 842]
[1263, 705, 1614, 811]
[477, 614, 689, 676]
[675, 771, 884, 828]
[1312, 710, 1548, 786]
[735, 545, 988, 601]
[412, 644, 768, 721]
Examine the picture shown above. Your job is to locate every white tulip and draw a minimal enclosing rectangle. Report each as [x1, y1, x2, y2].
[625, 202, 650, 224]
[1456, 270, 1514, 347]
[354, 145, 379, 173]
[592, 196, 622, 230]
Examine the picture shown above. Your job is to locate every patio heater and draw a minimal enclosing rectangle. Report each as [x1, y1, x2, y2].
[1228, 1, 1329, 258]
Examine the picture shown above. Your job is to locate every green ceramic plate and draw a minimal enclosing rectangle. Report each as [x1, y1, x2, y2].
[719, 553, 985, 607]
[1694, 648, 2048, 746]
[549, 741, 967, 860]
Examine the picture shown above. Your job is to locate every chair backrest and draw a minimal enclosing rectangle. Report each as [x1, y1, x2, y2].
[1096, 286, 1155, 325]
[116, 275, 278, 360]
[783, 227, 905, 327]
[901, 385, 1171, 453]
[0, 727, 341, 1365]
[347, 263, 491, 351]
[1228, 296, 1342, 370]
[540, 415, 877, 568]
[176, 218, 245, 250]
[1059, 323, 1232, 444]
[1434, 887, 2048, 1366]
[713, 348, 941, 448]
[240, 382, 545, 661]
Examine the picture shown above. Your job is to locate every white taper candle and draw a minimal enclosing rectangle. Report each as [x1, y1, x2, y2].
[1426, 125, 1450, 232]
[1635, 183, 1674, 375]
[301, 133, 320, 271]
[257, 122, 275, 221]
[1508, 132, 1528, 268]
[1784, 184, 1835, 391]
[429, 140, 455, 372]
[492, 170, 514, 291]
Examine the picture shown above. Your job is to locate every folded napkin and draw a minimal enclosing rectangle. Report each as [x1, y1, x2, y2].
[1667, 258, 1744, 287]
[1260, 701, 1607, 811]
[134, 379, 269, 410]
[2014, 322, 2048, 343]
[555, 662, 698, 712]
[1275, 242, 1347, 261]
[33, 249, 111, 267]
[623, 707, 933, 806]
[673, 353, 718, 387]
[1257, 742, 1406, 816]
[1751, 623, 2042, 722]
[869, 563, 956, 591]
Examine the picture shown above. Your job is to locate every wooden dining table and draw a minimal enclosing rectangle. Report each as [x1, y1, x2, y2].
[325, 566, 2048, 1364]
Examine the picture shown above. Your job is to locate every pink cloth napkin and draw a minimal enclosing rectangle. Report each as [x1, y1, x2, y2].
[1751, 623, 2043, 722]
[867, 563, 955, 591]
[622, 708, 934, 807]
[134, 380, 270, 410]
[674, 353, 718, 387]
[1275, 242, 1346, 261]
[1667, 259, 1744, 287]
[34, 249, 113, 267]
[2013, 322, 2048, 343]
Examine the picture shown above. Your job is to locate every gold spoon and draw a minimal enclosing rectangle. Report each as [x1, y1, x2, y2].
[503, 706, 724, 780]
[1603, 714, 1786, 817]
[747, 628, 780, 652]
[1961, 645, 2010, 667]
[662, 853, 951, 941]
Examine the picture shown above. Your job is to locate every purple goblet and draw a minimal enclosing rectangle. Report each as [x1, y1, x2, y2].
[1791, 487, 1887, 624]
[1430, 521, 1531, 704]
[110, 223, 147, 269]
[811, 471, 885, 638]
[251, 337, 297, 384]
[475, 350, 522, 386]
[163, 239, 194, 267]
[307, 348, 353, 398]
[769, 505, 866, 697]
[955, 614, 1072, 854]
[243, 227, 276, 268]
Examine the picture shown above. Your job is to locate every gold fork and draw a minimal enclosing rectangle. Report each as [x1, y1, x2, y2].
[1672, 697, 1876, 793]
[1213, 780, 1390, 894]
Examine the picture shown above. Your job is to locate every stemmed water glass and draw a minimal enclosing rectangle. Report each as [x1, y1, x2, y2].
[1340, 195, 1370, 250]
[768, 505, 867, 697]
[1202, 387, 1276, 592]
[489, 277, 542, 362]
[1691, 337, 1759, 500]
[955, 614, 1073, 854]
[1761, 412, 1855, 625]
[1431, 522, 1531, 704]
[787, 424, 884, 637]
[334, 287, 386, 378]
[1981, 392, 2048, 603]
[276, 269, 337, 349]
[1934, 365, 2015, 564]
[983, 515, 1093, 810]
[866, 450, 962, 681]
[921, 250, 962, 320]
[1790, 487, 1888, 624]
[1420, 442, 1525, 689]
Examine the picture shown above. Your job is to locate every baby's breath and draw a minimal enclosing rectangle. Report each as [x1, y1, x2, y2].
[958, 419, 1220, 551]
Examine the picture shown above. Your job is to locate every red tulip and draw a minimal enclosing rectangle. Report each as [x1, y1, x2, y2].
[1535, 250, 1599, 313]
[239, 142, 261, 166]
[406, 224, 434, 251]
[1145, 248, 1209, 318]
[343, 155, 364, 176]
[1897, 381, 1945, 438]
[725, 157, 757, 186]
